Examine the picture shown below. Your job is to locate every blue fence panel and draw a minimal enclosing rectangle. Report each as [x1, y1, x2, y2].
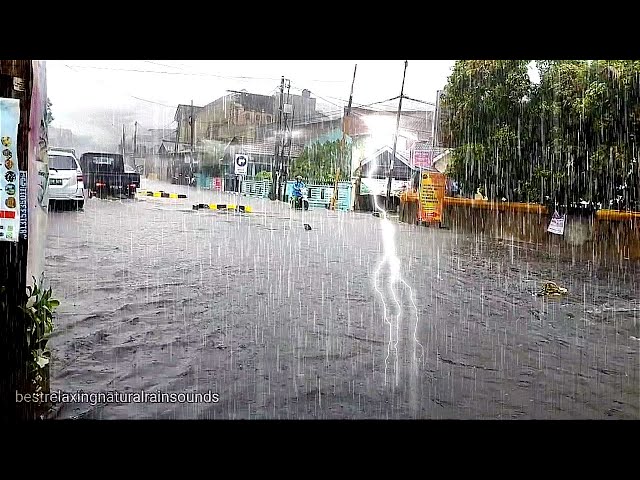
[285, 181, 352, 210]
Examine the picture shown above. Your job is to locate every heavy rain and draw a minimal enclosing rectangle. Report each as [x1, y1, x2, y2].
[1, 60, 638, 420]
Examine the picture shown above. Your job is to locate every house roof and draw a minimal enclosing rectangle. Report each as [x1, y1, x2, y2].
[233, 92, 275, 113]
[227, 136, 304, 158]
[361, 145, 413, 168]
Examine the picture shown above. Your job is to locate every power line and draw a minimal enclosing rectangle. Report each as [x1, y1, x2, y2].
[65, 64, 284, 82]
[401, 94, 436, 106]
[64, 63, 178, 109]
[145, 60, 350, 84]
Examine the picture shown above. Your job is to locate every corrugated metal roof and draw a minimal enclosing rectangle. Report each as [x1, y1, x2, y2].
[229, 137, 305, 157]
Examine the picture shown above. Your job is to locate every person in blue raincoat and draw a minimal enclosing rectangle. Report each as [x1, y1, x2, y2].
[292, 175, 305, 200]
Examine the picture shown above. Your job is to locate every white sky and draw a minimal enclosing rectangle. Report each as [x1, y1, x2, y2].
[46, 60, 456, 145]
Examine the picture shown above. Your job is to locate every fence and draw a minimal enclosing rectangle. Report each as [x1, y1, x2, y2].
[285, 181, 353, 211]
[241, 179, 271, 198]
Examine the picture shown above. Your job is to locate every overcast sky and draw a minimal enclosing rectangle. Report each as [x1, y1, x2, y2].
[46, 60, 456, 147]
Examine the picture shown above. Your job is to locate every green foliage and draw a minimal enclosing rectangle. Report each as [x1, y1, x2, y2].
[255, 170, 272, 181]
[20, 276, 59, 391]
[290, 140, 351, 182]
[442, 60, 640, 208]
[46, 98, 54, 126]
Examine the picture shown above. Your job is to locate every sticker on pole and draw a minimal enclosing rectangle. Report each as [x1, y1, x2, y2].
[234, 154, 248, 175]
[547, 210, 566, 235]
[0, 97, 21, 242]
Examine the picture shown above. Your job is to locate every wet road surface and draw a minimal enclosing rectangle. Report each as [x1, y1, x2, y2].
[45, 179, 640, 419]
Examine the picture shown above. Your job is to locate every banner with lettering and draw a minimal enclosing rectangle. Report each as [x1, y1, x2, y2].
[0, 97, 21, 242]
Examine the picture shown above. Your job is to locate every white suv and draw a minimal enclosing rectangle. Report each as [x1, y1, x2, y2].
[48, 149, 85, 209]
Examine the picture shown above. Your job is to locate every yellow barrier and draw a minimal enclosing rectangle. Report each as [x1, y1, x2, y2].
[444, 197, 549, 214]
[596, 209, 640, 221]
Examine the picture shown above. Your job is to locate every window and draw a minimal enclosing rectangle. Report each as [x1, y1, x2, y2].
[49, 155, 77, 170]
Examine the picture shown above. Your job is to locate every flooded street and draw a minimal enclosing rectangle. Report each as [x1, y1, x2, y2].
[45, 180, 640, 419]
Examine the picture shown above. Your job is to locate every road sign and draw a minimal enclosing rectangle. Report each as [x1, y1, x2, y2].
[234, 154, 248, 175]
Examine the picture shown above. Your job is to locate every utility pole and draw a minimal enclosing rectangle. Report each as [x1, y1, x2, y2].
[133, 121, 138, 156]
[280, 79, 292, 200]
[122, 124, 126, 157]
[189, 100, 195, 182]
[332, 64, 357, 210]
[1, 60, 49, 420]
[270, 77, 285, 200]
[386, 60, 408, 211]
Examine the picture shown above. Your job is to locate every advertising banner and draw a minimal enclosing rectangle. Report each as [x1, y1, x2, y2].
[418, 171, 446, 223]
[0, 97, 21, 242]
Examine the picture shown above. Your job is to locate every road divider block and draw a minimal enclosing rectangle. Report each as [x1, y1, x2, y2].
[192, 203, 252, 212]
[137, 190, 187, 199]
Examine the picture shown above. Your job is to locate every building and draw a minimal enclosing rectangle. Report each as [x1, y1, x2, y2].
[346, 105, 434, 175]
[186, 88, 319, 145]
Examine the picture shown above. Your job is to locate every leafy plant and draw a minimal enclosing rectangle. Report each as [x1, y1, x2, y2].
[20, 276, 59, 391]
[46, 98, 54, 126]
[255, 170, 272, 181]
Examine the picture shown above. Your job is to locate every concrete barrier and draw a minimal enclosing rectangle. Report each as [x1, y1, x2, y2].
[137, 190, 187, 199]
[192, 203, 252, 213]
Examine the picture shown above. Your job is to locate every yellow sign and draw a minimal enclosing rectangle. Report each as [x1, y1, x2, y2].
[418, 171, 445, 223]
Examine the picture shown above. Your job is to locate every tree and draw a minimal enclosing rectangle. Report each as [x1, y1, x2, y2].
[290, 140, 351, 182]
[441, 59, 640, 209]
[441, 60, 533, 200]
[45, 98, 54, 126]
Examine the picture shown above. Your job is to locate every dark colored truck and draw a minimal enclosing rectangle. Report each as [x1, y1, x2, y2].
[79, 152, 140, 198]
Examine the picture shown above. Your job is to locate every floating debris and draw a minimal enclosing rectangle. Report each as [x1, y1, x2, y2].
[536, 281, 568, 297]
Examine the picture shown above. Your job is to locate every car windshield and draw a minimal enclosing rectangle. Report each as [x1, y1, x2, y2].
[49, 155, 77, 170]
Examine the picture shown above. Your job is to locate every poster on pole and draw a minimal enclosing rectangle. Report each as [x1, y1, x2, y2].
[418, 171, 445, 223]
[0, 97, 21, 242]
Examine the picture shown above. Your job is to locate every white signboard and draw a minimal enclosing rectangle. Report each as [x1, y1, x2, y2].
[234, 154, 248, 175]
[0, 98, 21, 242]
[547, 211, 566, 235]
[360, 177, 410, 197]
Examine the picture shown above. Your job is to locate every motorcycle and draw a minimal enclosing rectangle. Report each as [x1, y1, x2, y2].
[290, 187, 309, 210]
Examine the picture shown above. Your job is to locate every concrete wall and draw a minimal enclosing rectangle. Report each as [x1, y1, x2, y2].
[401, 196, 640, 262]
